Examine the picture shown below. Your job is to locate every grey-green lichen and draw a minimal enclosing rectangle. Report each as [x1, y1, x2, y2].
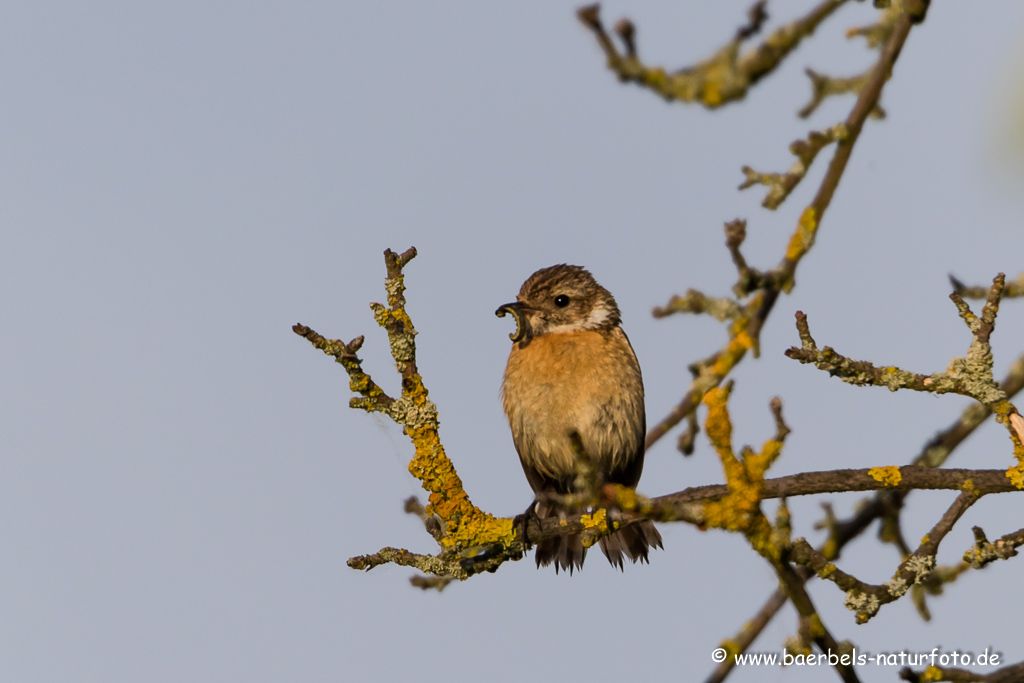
[384, 275, 405, 304]
[885, 575, 908, 598]
[740, 123, 850, 210]
[963, 534, 1020, 569]
[903, 554, 937, 582]
[945, 355, 1004, 405]
[388, 331, 417, 364]
[384, 395, 439, 428]
[843, 590, 880, 621]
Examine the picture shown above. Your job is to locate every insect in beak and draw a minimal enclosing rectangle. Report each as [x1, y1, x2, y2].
[495, 302, 527, 342]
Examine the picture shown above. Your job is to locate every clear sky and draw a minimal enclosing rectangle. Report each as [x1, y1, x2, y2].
[2, 2, 1023, 682]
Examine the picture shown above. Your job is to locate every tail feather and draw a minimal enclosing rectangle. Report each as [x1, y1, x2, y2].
[599, 520, 663, 570]
[535, 533, 586, 574]
[534, 520, 663, 573]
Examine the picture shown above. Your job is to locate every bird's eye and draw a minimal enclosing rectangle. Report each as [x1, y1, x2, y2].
[554, 295, 570, 308]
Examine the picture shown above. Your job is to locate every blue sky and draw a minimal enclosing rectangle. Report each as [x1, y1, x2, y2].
[2, 2, 1023, 681]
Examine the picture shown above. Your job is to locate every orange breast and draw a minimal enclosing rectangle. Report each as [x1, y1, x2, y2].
[501, 328, 644, 483]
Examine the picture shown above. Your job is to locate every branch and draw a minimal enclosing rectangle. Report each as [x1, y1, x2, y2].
[656, 466, 1019, 514]
[786, 273, 1024, 488]
[900, 659, 1024, 683]
[651, 288, 742, 322]
[295, 248, 519, 581]
[707, 588, 790, 683]
[305, 258, 1024, 585]
[774, 560, 861, 683]
[316, 3, 941, 597]
[963, 524, 1024, 569]
[710, 349, 1024, 678]
[791, 489, 981, 624]
[739, 124, 848, 209]
[797, 2, 904, 118]
[951, 271, 1024, 299]
[695, 388, 860, 682]
[578, 0, 850, 109]
[645, 1, 924, 451]
[798, 67, 885, 119]
[736, 4, 910, 215]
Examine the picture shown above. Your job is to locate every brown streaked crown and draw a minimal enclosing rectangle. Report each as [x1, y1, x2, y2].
[515, 264, 621, 337]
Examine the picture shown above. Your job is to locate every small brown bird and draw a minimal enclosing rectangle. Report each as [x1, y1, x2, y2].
[496, 264, 662, 572]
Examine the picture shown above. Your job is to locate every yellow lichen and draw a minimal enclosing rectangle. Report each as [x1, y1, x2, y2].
[606, 484, 641, 512]
[703, 78, 723, 107]
[703, 387, 735, 457]
[641, 67, 668, 90]
[1006, 463, 1024, 490]
[322, 252, 530, 572]
[806, 614, 825, 639]
[404, 418, 515, 550]
[448, 511, 515, 550]
[700, 387, 783, 562]
[868, 466, 902, 487]
[784, 206, 818, 263]
[733, 330, 755, 352]
[579, 509, 608, 531]
[718, 639, 741, 659]
[710, 313, 758, 374]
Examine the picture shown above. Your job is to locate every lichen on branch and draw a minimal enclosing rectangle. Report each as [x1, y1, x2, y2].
[294, 248, 518, 583]
[785, 274, 1024, 488]
[790, 488, 982, 624]
[577, 0, 850, 109]
[739, 124, 848, 210]
[700, 384, 788, 562]
[646, 2, 921, 455]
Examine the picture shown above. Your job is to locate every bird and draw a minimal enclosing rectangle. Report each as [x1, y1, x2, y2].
[496, 264, 662, 573]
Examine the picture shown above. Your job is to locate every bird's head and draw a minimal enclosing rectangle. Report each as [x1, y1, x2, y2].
[496, 264, 621, 342]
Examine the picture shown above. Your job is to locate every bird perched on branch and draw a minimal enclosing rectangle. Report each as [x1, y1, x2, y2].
[496, 264, 662, 572]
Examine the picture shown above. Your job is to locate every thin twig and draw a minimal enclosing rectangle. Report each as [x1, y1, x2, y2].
[578, 0, 850, 109]
[646, 3, 922, 450]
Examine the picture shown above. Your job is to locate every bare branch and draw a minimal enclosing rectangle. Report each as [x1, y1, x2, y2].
[706, 588, 789, 683]
[791, 489, 981, 624]
[951, 271, 1024, 299]
[787, 274, 1024, 489]
[658, 467, 1020, 512]
[578, 0, 850, 109]
[647, 3, 921, 450]
[296, 248, 519, 579]
[798, 67, 885, 119]
[900, 658, 1024, 682]
[739, 124, 848, 209]
[652, 289, 741, 322]
[963, 524, 1024, 569]
[698, 350, 1024, 676]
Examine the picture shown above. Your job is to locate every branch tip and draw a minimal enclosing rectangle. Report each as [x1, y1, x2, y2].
[736, 0, 769, 40]
[770, 396, 791, 441]
[613, 18, 636, 58]
[580, 0, 849, 110]
[577, 4, 602, 30]
[383, 246, 418, 278]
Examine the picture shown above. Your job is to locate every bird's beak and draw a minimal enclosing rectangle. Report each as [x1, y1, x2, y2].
[495, 302, 527, 342]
